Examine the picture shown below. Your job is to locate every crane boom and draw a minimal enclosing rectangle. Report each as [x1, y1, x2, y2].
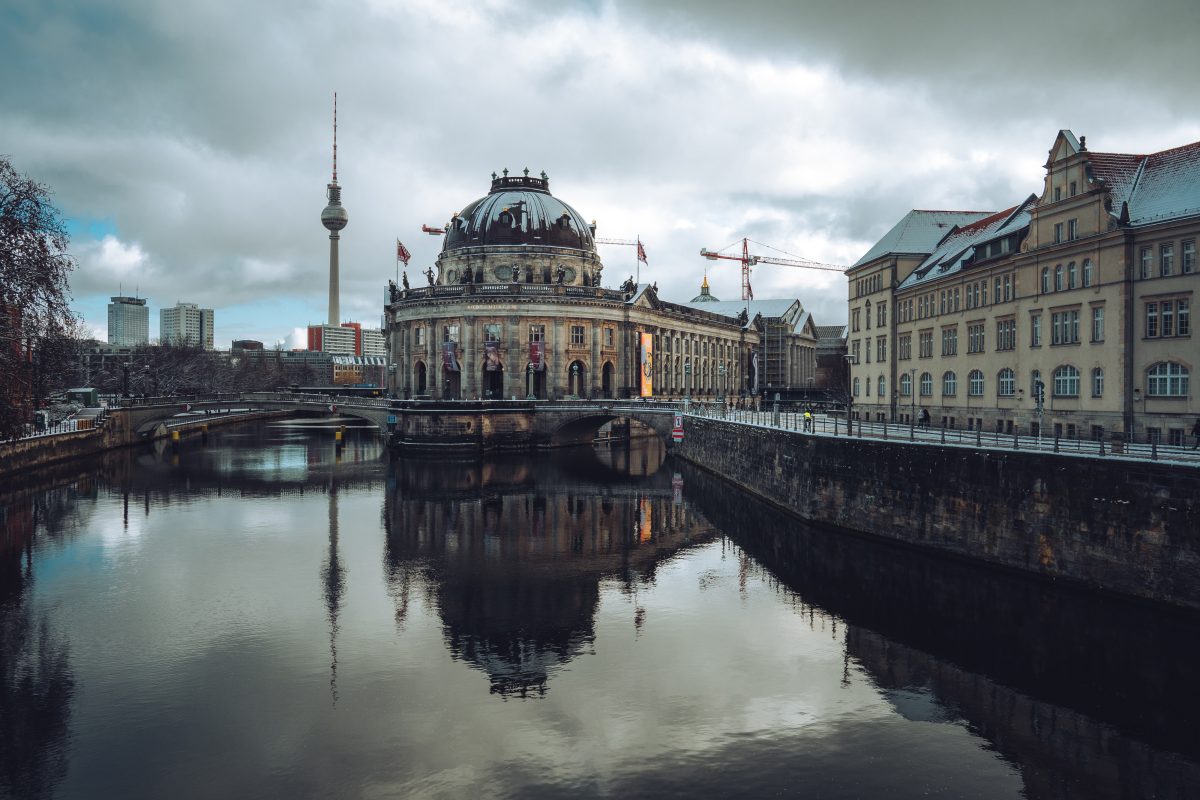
[595, 237, 639, 246]
[701, 238, 846, 300]
[421, 224, 446, 235]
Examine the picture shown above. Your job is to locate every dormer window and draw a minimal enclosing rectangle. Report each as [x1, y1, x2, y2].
[1069, 181, 1078, 197]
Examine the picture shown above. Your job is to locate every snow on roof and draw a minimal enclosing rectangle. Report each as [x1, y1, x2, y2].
[852, 209, 994, 268]
[1125, 140, 1200, 225]
[680, 298, 799, 322]
[897, 204, 1026, 291]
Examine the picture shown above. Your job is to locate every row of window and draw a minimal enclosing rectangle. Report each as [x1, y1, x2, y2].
[1140, 240, 1196, 279]
[854, 273, 884, 299]
[412, 323, 617, 348]
[1039, 260, 1095, 293]
[896, 274, 1015, 323]
[855, 362, 1190, 400]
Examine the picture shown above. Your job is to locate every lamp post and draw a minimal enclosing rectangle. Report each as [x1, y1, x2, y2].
[684, 359, 691, 410]
[570, 362, 580, 398]
[843, 354, 857, 436]
[910, 368, 917, 437]
[387, 363, 396, 398]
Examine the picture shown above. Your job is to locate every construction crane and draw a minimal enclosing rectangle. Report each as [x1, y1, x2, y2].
[421, 224, 446, 235]
[595, 235, 648, 284]
[701, 237, 846, 301]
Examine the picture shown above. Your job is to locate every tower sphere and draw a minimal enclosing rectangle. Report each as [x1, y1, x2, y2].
[322, 184, 348, 232]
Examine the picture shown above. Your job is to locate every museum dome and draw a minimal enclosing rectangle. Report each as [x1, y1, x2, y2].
[441, 171, 595, 252]
[691, 275, 720, 303]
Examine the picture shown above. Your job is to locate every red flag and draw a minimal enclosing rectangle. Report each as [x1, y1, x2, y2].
[396, 239, 411, 266]
[636, 238, 647, 264]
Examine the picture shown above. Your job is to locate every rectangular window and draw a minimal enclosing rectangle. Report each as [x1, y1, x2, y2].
[876, 336, 887, 362]
[1054, 187, 1062, 202]
[1091, 306, 1104, 342]
[1070, 181, 1078, 197]
[443, 324, 459, 343]
[484, 323, 501, 343]
[1068, 219, 1078, 241]
[414, 326, 426, 346]
[1145, 303, 1158, 338]
[1054, 222, 1063, 243]
[1004, 275, 1013, 301]
[1092, 368, 1104, 398]
[570, 325, 585, 345]
[529, 324, 546, 343]
[967, 323, 985, 353]
[1031, 314, 1042, 347]
[941, 327, 958, 356]
[898, 334, 912, 360]
[878, 303, 887, 327]
[1161, 243, 1175, 276]
[994, 277, 1002, 303]
[852, 309, 860, 332]
[1051, 310, 1080, 345]
[1141, 247, 1153, 279]
[1162, 301, 1174, 337]
[852, 340, 861, 363]
[939, 292, 947, 315]
[996, 318, 1016, 351]
[1180, 299, 1190, 336]
[953, 288, 960, 311]
[1184, 240, 1196, 274]
[604, 327, 614, 347]
[918, 331, 933, 358]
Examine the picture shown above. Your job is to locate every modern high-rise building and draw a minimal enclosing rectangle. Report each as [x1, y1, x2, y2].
[160, 302, 215, 349]
[107, 296, 149, 347]
[306, 324, 356, 355]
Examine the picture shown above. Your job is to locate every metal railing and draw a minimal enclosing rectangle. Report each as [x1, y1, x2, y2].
[12, 410, 108, 442]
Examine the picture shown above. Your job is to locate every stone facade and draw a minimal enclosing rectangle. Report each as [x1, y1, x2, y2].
[847, 130, 1199, 443]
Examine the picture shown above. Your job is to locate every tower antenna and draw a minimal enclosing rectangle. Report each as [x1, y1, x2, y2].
[332, 92, 338, 184]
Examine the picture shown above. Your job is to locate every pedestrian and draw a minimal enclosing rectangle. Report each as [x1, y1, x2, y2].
[803, 408, 812, 432]
[1192, 417, 1200, 450]
[919, 407, 930, 428]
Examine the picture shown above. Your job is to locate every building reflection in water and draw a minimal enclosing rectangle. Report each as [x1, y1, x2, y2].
[383, 438, 718, 697]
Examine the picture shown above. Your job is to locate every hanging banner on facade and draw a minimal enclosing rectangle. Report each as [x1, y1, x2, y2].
[750, 349, 759, 395]
[443, 342, 460, 372]
[639, 332, 654, 397]
[529, 341, 546, 371]
[484, 342, 501, 371]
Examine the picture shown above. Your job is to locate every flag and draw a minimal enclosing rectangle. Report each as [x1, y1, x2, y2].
[636, 238, 647, 264]
[396, 239, 411, 266]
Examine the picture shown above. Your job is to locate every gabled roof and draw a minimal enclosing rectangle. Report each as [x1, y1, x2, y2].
[680, 298, 799, 323]
[853, 210, 994, 268]
[1086, 139, 1200, 226]
[897, 200, 1034, 291]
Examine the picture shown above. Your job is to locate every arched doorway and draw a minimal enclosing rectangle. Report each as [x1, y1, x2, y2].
[602, 361, 615, 399]
[481, 356, 504, 399]
[525, 363, 547, 399]
[414, 361, 427, 396]
[443, 368, 461, 400]
[567, 360, 587, 397]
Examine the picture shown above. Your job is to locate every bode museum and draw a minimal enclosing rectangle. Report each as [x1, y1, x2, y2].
[384, 171, 825, 402]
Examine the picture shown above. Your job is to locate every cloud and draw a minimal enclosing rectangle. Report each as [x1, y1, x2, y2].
[4, 0, 1198, 346]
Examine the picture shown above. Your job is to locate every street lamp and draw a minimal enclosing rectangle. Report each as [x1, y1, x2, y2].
[843, 354, 857, 436]
[683, 359, 692, 408]
[387, 363, 396, 398]
[121, 360, 132, 400]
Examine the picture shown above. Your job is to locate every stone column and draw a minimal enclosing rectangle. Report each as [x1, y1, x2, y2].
[463, 315, 476, 399]
[552, 318, 565, 398]
[590, 321, 601, 399]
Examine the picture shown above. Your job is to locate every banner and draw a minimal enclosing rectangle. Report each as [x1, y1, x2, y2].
[528, 341, 546, 371]
[484, 342, 501, 371]
[750, 349, 759, 395]
[639, 332, 654, 397]
[443, 342, 460, 372]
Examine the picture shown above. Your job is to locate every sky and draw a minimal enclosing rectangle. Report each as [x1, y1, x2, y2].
[4, 0, 1199, 349]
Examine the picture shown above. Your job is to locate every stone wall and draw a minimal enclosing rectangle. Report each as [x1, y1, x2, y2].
[673, 418, 1200, 610]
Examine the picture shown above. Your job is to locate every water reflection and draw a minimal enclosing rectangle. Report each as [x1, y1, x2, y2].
[384, 440, 716, 697]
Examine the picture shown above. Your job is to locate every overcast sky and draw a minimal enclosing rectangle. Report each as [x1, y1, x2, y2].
[4, 0, 1199, 348]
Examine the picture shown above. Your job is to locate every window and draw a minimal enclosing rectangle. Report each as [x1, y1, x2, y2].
[940, 291, 947, 315]
[1181, 299, 1191, 336]
[876, 336, 887, 362]
[968, 369, 984, 396]
[1092, 367, 1104, 397]
[898, 334, 912, 360]
[1054, 222, 1064, 243]
[1185, 240, 1196, 274]
[1161, 243, 1174, 276]
[1053, 365, 1080, 397]
[877, 376, 886, 397]
[853, 377, 860, 397]
[920, 372, 933, 396]
[900, 373, 912, 396]
[865, 375, 871, 396]
[865, 301, 872, 330]
[529, 324, 545, 343]
[1069, 180, 1077, 197]
[1068, 219, 1078, 241]
[1082, 258, 1094, 287]
[1041, 267, 1050, 294]
[942, 371, 957, 396]
[1146, 362, 1190, 397]
[1051, 309, 1080, 345]
[852, 339, 861, 363]
[919, 331, 933, 358]
[1091, 306, 1105, 342]
[1054, 265, 1064, 291]
[998, 368, 1015, 397]
[1146, 302, 1158, 337]
[995, 277, 1002, 302]
[1068, 261, 1077, 289]
[941, 327, 957, 356]
[996, 318, 1016, 351]
[1031, 314, 1042, 346]
[1054, 186, 1062, 202]
[967, 322, 985, 353]
[484, 323, 501, 343]
[570, 325, 585, 345]
[1004, 275, 1013, 302]
[414, 326, 426, 346]
[878, 303, 887, 327]
[604, 327, 614, 347]
[1162, 301, 1174, 336]
[443, 323, 459, 343]
[1140, 247, 1153, 279]
[852, 309, 860, 332]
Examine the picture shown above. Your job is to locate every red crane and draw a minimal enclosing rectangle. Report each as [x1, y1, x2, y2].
[596, 236, 648, 283]
[421, 224, 446, 235]
[701, 238, 846, 301]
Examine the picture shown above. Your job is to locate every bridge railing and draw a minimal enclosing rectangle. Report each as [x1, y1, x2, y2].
[688, 407, 1200, 466]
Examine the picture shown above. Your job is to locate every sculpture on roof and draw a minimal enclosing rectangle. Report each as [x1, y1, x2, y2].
[401, 272, 410, 291]
[425, 267, 435, 286]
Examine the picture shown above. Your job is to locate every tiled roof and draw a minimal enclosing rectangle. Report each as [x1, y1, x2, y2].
[680, 298, 799, 321]
[852, 210, 994, 268]
[815, 324, 847, 341]
[897, 199, 1035, 292]
[1125, 140, 1200, 225]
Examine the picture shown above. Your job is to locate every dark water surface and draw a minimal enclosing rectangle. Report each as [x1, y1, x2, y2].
[2, 423, 1198, 799]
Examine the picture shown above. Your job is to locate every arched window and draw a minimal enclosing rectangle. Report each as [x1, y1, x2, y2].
[1041, 267, 1050, 294]
[1146, 362, 1190, 397]
[1092, 367, 1104, 397]
[1054, 264, 1064, 291]
[968, 369, 984, 396]
[920, 372, 933, 397]
[865, 375, 871, 396]
[1053, 365, 1080, 397]
[900, 373, 912, 396]
[878, 375, 886, 397]
[998, 368, 1015, 397]
[1067, 261, 1077, 289]
[853, 377, 861, 397]
[942, 371, 957, 396]
[1082, 258, 1094, 287]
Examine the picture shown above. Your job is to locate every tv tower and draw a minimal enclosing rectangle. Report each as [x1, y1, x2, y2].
[321, 92, 348, 325]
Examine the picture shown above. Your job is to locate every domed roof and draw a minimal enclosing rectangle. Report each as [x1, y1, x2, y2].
[442, 172, 594, 252]
[691, 275, 720, 303]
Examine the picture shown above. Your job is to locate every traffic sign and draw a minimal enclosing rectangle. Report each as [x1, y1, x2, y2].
[672, 412, 684, 442]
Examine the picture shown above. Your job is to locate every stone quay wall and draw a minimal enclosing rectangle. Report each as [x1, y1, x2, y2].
[673, 418, 1200, 611]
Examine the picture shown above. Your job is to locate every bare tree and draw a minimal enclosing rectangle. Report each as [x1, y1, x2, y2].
[1, 157, 78, 439]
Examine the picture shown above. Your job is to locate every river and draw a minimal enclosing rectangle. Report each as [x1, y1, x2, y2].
[1, 422, 1198, 799]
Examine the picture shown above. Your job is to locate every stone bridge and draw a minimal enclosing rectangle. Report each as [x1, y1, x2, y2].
[104, 393, 685, 452]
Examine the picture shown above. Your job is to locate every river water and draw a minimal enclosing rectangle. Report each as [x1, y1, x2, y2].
[2, 422, 1198, 799]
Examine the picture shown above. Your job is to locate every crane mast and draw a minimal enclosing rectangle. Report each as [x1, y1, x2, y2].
[701, 237, 846, 301]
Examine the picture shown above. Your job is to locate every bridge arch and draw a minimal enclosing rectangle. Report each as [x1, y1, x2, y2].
[541, 408, 674, 448]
